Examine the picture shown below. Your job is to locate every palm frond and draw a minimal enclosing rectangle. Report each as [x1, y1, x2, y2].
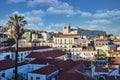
[9, 16, 15, 21]
[7, 21, 13, 27]
[18, 16, 24, 22]
[20, 20, 27, 27]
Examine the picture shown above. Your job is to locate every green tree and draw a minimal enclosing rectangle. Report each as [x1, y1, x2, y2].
[7, 14, 27, 80]
[7, 21, 14, 38]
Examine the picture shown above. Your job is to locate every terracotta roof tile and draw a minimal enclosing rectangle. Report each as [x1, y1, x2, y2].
[29, 58, 64, 65]
[108, 51, 120, 55]
[31, 65, 58, 75]
[26, 50, 66, 59]
[58, 34, 83, 38]
[0, 59, 14, 71]
[109, 57, 120, 65]
[0, 59, 27, 71]
[72, 45, 82, 48]
[57, 72, 94, 80]
[0, 46, 9, 50]
[74, 60, 92, 67]
[95, 66, 108, 72]
[82, 46, 94, 51]
[9, 46, 51, 52]
[95, 39, 108, 41]
[56, 59, 75, 72]
[116, 76, 120, 80]
[106, 76, 116, 80]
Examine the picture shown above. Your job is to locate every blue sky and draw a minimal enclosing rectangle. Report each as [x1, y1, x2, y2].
[0, 0, 120, 35]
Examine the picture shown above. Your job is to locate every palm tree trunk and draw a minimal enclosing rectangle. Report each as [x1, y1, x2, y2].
[15, 37, 18, 80]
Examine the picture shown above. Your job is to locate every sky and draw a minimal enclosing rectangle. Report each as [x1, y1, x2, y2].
[0, 0, 120, 35]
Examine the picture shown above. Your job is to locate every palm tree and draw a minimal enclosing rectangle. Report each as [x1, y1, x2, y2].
[7, 14, 27, 80]
[7, 21, 13, 38]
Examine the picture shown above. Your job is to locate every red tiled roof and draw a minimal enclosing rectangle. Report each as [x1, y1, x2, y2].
[106, 76, 116, 80]
[63, 34, 83, 36]
[0, 46, 9, 50]
[58, 34, 83, 38]
[94, 54, 105, 57]
[95, 39, 108, 41]
[82, 46, 94, 51]
[72, 45, 82, 48]
[74, 60, 92, 67]
[31, 65, 58, 75]
[116, 76, 120, 80]
[95, 66, 108, 72]
[18, 62, 27, 66]
[26, 50, 66, 59]
[109, 57, 120, 65]
[113, 39, 120, 42]
[9, 46, 51, 52]
[30, 58, 51, 64]
[0, 59, 15, 71]
[108, 51, 120, 55]
[56, 59, 75, 72]
[57, 72, 94, 80]
[29, 58, 64, 65]
[0, 59, 27, 71]
[47, 38, 53, 41]
[67, 63, 84, 73]
[26, 52, 44, 58]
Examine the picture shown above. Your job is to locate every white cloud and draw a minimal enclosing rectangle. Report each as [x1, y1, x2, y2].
[12, 11, 25, 16]
[0, 20, 7, 27]
[25, 10, 45, 16]
[1, 10, 45, 30]
[27, 0, 76, 16]
[78, 9, 120, 19]
[47, 7, 76, 16]
[87, 19, 111, 24]
[46, 23, 65, 32]
[27, 0, 59, 7]
[7, 0, 77, 16]
[79, 9, 120, 35]
[27, 0, 71, 9]
[77, 10, 92, 17]
[91, 9, 120, 18]
[7, 0, 26, 3]
[25, 16, 42, 23]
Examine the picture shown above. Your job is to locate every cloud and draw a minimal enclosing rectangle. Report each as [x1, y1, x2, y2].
[1, 9, 45, 30]
[47, 7, 76, 16]
[27, 0, 59, 7]
[7, 0, 26, 3]
[81, 9, 120, 19]
[77, 10, 92, 17]
[27, 0, 72, 9]
[27, 0, 76, 16]
[77, 9, 120, 20]
[86, 19, 111, 25]
[8, 0, 76, 16]
[79, 9, 120, 35]
[0, 20, 7, 27]
[46, 23, 65, 32]
[25, 10, 45, 16]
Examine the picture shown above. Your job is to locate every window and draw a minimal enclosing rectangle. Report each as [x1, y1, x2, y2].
[21, 53, 23, 56]
[5, 55, 10, 59]
[21, 58, 23, 61]
[12, 53, 14, 58]
[31, 76, 33, 80]
[36, 77, 40, 80]
[2, 73, 5, 77]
